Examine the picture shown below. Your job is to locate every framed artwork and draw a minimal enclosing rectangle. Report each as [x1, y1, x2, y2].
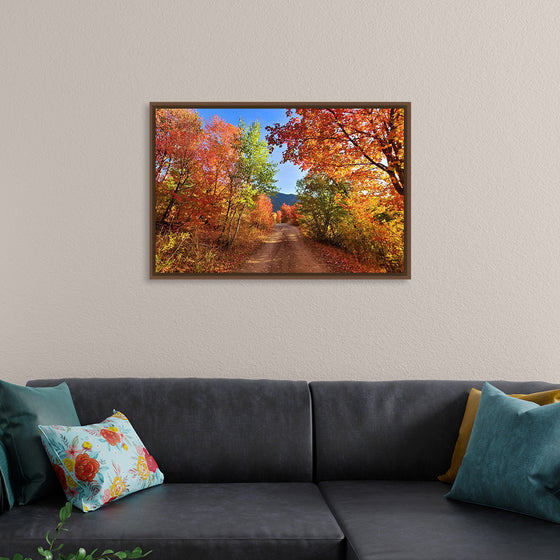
[151, 102, 410, 278]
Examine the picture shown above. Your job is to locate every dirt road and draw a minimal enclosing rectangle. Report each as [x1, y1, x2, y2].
[238, 223, 330, 273]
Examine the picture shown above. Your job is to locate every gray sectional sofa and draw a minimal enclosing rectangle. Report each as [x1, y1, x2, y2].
[2, 377, 560, 560]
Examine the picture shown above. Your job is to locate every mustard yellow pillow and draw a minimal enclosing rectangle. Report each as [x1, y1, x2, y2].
[438, 387, 560, 484]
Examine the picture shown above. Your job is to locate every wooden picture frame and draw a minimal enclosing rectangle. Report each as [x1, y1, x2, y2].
[151, 102, 410, 278]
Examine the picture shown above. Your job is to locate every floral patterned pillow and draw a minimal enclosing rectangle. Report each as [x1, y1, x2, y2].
[38, 411, 164, 512]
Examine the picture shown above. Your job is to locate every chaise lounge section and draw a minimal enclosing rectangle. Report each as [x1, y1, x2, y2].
[310, 380, 560, 560]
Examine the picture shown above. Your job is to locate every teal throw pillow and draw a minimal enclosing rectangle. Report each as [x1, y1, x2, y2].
[39, 411, 164, 512]
[0, 380, 80, 504]
[446, 382, 560, 523]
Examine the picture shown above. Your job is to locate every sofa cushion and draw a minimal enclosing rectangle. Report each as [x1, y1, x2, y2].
[320, 480, 560, 560]
[27, 378, 313, 483]
[310, 380, 559, 480]
[0, 483, 344, 560]
[438, 386, 560, 484]
[39, 411, 164, 512]
[446, 382, 560, 523]
[0, 380, 80, 504]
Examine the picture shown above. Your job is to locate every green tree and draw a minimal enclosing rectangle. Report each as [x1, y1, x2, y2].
[295, 173, 348, 242]
[227, 120, 278, 244]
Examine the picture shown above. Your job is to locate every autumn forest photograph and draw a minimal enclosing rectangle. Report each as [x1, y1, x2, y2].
[151, 104, 408, 276]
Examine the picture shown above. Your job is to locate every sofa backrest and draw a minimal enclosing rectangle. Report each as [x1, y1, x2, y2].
[27, 378, 313, 483]
[310, 380, 560, 481]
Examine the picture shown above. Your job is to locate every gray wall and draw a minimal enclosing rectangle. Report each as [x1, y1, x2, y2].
[2, 1, 559, 383]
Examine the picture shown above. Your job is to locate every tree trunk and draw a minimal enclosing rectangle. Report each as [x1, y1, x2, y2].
[160, 182, 181, 223]
[230, 205, 246, 245]
[226, 211, 236, 246]
[218, 198, 233, 243]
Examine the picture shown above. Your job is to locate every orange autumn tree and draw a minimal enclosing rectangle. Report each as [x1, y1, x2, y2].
[266, 108, 405, 272]
[155, 108, 206, 226]
[287, 204, 299, 225]
[250, 194, 275, 231]
[266, 107, 405, 197]
[201, 115, 241, 232]
[337, 187, 404, 272]
[155, 110, 244, 235]
[279, 203, 291, 223]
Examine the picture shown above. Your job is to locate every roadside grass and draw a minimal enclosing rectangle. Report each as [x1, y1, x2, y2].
[303, 236, 387, 274]
[155, 226, 271, 274]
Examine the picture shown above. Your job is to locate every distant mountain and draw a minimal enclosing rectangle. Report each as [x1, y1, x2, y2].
[270, 192, 298, 212]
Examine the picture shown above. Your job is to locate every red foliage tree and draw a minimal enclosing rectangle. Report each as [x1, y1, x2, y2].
[250, 194, 274, 231]
[278, 203, 298, 225]
[155, 109, 205, 225]
[266, 108, 405, 197]
[279, 203, 291, 223]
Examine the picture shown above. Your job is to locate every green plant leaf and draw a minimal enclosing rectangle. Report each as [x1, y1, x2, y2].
[64, 502, 73, 518]
[114, 553, 127, 560]
[14, 554, 23, 560]
[100, 551, 114, 556]
[59, 502, 72, 522]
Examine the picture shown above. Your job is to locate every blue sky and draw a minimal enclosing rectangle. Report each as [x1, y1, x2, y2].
[194, 108, 304, 195]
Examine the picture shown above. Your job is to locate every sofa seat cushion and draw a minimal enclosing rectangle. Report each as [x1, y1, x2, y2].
[0, 483, 344, 560]
[319, 481, 560, 560]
